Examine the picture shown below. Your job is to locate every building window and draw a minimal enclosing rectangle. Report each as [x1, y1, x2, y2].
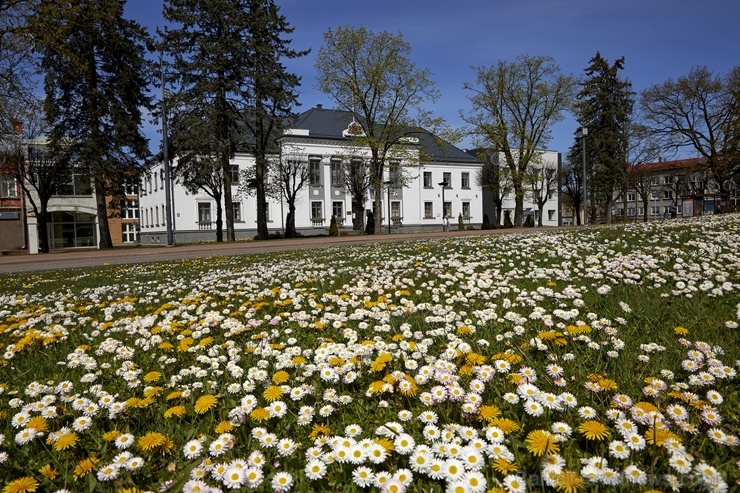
[49, 211, 96, 248]
[155, 206, 159, 226]
[423, 171, 432, 188]
[125, 181, 139, 196]
[0, 174, 17, 197]
[443, 172, 452, 188]
[627, 192, 636, 201]
[154, 172, 158, 191]
[663, 190, 672, 200]
[147, 176, 152, 194]
[651, 176, 659, 185]
[651, 190, 658, 200]
[310, 201, 323, 226]
[388, 161, 400, 185]
[198, 202, 212, 229]
[144, 209, 149, 228]
[548, 209, 555, 221]
[443, 202, 452, 218]
[309, 157, 321, 186]
[330, 160, 343, 188]
[424, 201, 433, 218]
[332, 201, 344, 225]
[265, 203, 271, 222]
[651, 206, 660, 215]
[122, 199, 139, 219]
[230, 165, 240, 184]
[462, 201, 470, 219]
[233, 201, 242, 222]
[160, 169, 165, 189]
[461, 172, 470, 189]
[122, 223, 139, 243]
[391, 201, 401, 220]
[628, 207, 636, 218]
[57, 169, 93, 196]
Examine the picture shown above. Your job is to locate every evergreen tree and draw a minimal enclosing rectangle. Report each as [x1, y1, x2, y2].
[29, 0, 152, 249]
[570, 53, 634, 224]
[162, 0, 306, 242]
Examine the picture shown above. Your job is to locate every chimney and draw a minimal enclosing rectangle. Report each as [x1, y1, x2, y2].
[658, 156, 662, 163]
[12, 120, 23, 136]
[316, 104, 322, 110]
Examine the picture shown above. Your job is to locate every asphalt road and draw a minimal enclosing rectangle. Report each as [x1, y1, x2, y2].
[0, 228, 536, 275]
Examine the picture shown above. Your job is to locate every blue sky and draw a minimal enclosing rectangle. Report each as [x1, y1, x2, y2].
[125, 0, 739, 157]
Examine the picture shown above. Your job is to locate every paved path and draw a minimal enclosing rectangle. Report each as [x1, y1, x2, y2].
[0, 228, 542, 275]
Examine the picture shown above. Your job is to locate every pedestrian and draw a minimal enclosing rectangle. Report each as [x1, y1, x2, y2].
[442, 215, 449, 232]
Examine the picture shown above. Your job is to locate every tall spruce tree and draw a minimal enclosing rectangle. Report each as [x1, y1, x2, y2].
[29, 0, 152, 249]
[162, 0, 306, 241]
[570, 52, 634, 224]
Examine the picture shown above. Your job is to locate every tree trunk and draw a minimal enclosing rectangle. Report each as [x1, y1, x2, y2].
[95, 177, 113, 249]
[285, 202, 297, 238]
[642, 198, 649, 222]
[513, 187, 524, 227]
[352, 197, 365, 231]
[223, 154, 235, 242]
[255, 153, 269, 240]
[37, 214, 50, 253]
[215, 201, 224, 242]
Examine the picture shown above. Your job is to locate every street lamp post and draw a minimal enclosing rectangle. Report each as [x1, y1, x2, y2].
[438, 180, 448, 228]
[581, 127, 588, 226]
[161, 57, 174, 247]
[383, 180, 392, 234]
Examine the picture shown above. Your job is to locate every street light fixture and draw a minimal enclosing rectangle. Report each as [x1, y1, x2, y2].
[581, 127, 588, 225]
[383, 180, 392, 234]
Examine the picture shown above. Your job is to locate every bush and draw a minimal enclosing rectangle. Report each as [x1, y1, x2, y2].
[328, 215, 339, 236]
[503, 210, 514, 228]
[457, 213, 465, 231]
[364, 211, 375, 235]
[524, 214, 534, 228]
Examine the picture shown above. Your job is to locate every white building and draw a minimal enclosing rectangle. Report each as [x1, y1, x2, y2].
[139, 106, 485, 243]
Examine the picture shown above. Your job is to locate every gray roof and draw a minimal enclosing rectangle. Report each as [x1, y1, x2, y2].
[286, 106, 480, 165]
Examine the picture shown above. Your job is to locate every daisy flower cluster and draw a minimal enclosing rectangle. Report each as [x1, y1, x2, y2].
[0, 214, 738, 492]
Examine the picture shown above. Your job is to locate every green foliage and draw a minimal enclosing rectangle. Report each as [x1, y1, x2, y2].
[570, 52, 634, 224]
[163, 0, 307, 241]
[315, 25, 439, 234]
[29, 0, 152, 249]
[463, 55, 577, 227]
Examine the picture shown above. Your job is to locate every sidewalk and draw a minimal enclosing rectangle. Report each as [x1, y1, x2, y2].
[0, 228, 529, 275]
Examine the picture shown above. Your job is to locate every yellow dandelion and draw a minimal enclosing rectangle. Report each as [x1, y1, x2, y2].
[555, 470, 586, 493]
[525, 429, 560, 456]
[158, 341, 174, 350]
[375, 437, 395, 451]
[249, 407, 270, 422]
[492, 458, 518, 474]
[53, 431, 79, 451]
[165, 390, 183, 401]
[143, 386, 163, 398]
[578, 421, 610, 441]
[73, 457, 99, 479]
[137, 432, 167, 452]
[674, 326, 689, 335]
[26, 417, 48, 433]
[164, 405, 186, 418]
[457, 325, 474, 336]
[263, 386, 284, 402]
[1, 476, 39, 493]
[102, 430, 122, 442]
[214, 421, 234, 434]
[309, 424, 332, 441]
[645, 426, 680, 446]
[477, 405, 502, 423]
[143, 371, 162, 382]
[368, 381, 387, 394]
[291, 356, 307, 365]
[272, 370, 290, 384]
[597, 378, 618, 391]
[193, 394, 218, 414]
[38, 464, 58, 480]
[490, 418, 520, 434]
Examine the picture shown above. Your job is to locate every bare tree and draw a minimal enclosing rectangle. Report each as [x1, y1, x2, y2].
[275, 147, 310, 238]
[475, 150, 511, 228]
[641, 66, 739, 187]
[463, 55, 576, 227]
[524, 156, 558, 227]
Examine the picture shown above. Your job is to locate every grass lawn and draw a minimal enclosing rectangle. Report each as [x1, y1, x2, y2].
[0, 215, 738, 493]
